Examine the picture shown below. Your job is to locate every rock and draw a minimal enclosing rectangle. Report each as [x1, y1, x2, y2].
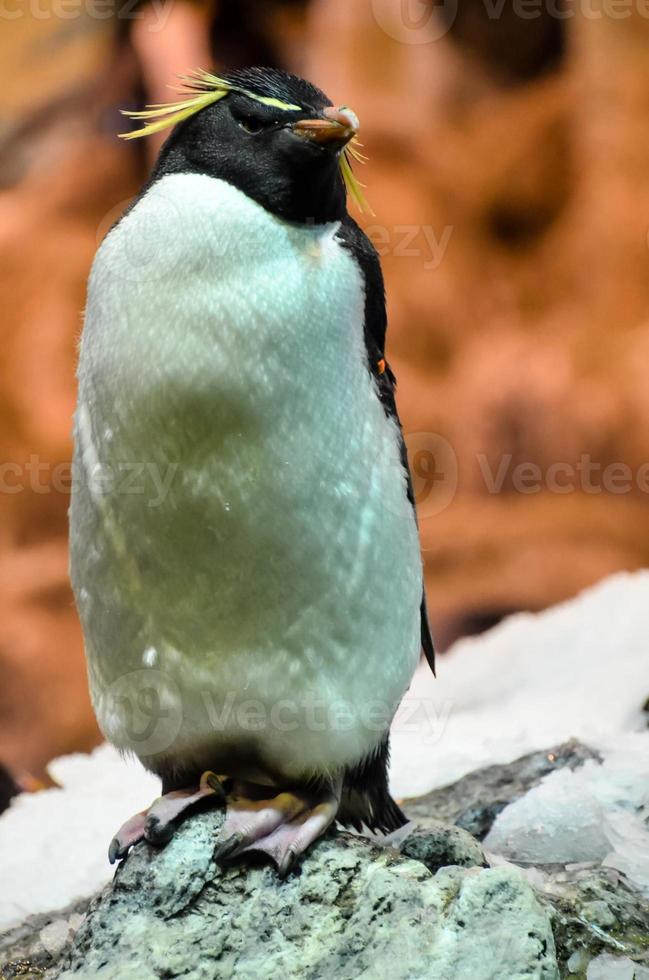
[399, 822, 487, 873]
[9, 737, 649, 978]
[404, 740, 649, 977]
[403, 739, 601, 840]
[0, 899, 89, 980]
[52, 809, 558, 979]
[586, 954, 649, 979]
[540, 864, 649, 978]
[483, 766, 612, 866]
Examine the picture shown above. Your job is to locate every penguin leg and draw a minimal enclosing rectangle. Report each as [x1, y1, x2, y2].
[108, 770, 227, 863]
[214, 776, 342, 877]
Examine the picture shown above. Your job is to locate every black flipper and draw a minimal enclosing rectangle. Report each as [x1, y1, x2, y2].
[336, 215, 435, 675]
[420, 591, 436, 678]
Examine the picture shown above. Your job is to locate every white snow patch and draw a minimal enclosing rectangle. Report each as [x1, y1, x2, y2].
[390, 571, 649, 798]
[0, 745, 158, 929]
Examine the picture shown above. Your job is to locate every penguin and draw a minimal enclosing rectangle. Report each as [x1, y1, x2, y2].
[69, 66, 435, 876]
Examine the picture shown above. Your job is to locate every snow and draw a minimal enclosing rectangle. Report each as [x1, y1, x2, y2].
[390, 570, 649, 899]
[390, 571, 649, 798]
[0, 745, 158, 928]
[1, 570, 648, 930]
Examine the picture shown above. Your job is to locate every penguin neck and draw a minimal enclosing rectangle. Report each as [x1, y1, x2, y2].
[154, 143, 348, 226]
[274, 159, 348, 225]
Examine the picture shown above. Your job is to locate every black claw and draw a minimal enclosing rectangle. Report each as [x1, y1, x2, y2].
[144, 815, 175, 847]
[205, 773, 229, 805]
[214, 832, 244, 863]
[277, 848, 299, 880]
[108, 838, 123, 865]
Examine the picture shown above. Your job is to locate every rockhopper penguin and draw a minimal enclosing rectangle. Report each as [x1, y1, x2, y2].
[70, 67, 435, 875]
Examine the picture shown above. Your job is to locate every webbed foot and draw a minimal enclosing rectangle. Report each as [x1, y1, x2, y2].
[108, 770, 226, 863]
[214, 778, 341, 877]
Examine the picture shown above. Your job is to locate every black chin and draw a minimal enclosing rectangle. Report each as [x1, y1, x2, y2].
[275, 143, 347, 224]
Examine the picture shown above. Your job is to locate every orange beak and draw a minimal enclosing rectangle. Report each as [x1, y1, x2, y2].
[292, 106, 359, 149]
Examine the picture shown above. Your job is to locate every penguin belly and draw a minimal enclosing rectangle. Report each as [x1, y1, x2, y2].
[70, 173, 422, 783]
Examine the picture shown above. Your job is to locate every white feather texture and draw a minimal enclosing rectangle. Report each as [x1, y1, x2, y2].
[70, 173, 422, 782]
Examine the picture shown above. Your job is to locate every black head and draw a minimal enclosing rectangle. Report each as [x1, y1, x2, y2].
[151, 68, 359, 225]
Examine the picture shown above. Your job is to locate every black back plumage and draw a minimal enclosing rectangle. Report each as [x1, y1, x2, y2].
[336, 214, 435, 833]
[336, 216, 436, 677]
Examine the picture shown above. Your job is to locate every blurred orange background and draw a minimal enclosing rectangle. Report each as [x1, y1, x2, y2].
[1, 0, 648, 782]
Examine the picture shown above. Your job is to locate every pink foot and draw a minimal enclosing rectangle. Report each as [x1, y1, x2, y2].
[214, 779, 341, 877]
[108, 771, 226, 863]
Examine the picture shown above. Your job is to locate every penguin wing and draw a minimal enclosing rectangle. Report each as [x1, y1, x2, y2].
[337, 215, 436, 675]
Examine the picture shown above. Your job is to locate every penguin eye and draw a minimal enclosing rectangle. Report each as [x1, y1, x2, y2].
[237, 116, 266, 135]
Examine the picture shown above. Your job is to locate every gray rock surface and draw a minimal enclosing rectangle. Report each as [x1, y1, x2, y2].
[399, 739, 649, 978]
[50, 810, 557, 980]
[399, 821, 487, 873]
[0, 900, 88, 980]
[536, 864, 649, 978]
[403, 739, 601, 840]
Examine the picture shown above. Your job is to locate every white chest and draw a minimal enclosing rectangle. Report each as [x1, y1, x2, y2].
[72, 174, 423, 778]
